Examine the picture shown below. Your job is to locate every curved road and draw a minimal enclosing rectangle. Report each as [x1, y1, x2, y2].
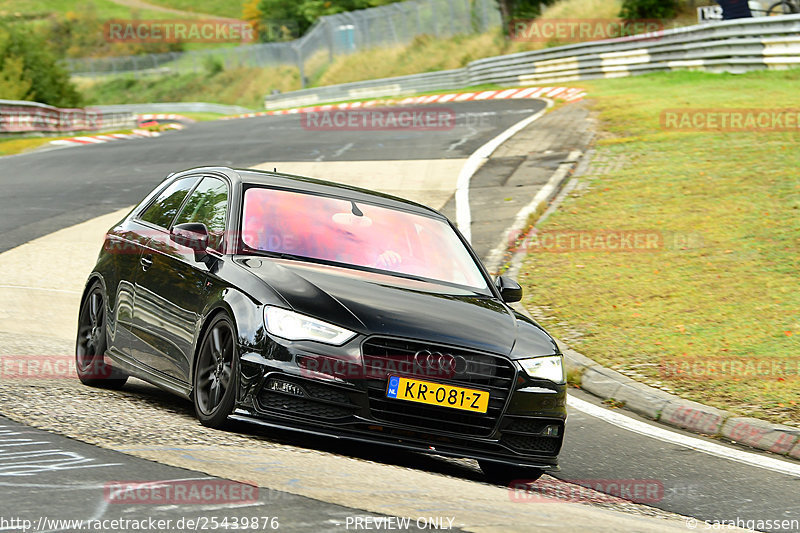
[0, 100, 797, 532]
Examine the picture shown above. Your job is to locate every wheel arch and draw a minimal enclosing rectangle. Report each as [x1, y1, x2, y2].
[190, 288, 263, 391]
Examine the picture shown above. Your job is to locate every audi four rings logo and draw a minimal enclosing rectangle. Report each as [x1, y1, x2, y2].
[414, 350, 468, 377]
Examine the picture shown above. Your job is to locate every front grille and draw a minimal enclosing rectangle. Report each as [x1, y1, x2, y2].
[362, 337, 516, 436]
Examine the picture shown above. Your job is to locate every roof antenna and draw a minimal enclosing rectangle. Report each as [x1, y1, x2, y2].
[273, 167, 277, 172]
[351, 201, 363, 217]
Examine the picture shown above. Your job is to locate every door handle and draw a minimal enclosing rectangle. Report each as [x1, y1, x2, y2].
[140, 254, 153, 271]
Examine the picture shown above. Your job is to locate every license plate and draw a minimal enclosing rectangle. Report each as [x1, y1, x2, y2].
[386, 376, 489, 414]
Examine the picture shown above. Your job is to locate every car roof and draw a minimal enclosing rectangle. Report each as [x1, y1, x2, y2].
[175, 166, 446, 220]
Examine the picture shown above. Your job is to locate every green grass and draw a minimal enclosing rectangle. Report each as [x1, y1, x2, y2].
[0, 135, 63, 156]
[170, 111, 228, 121]
[79, 65, 299, 108]
[517, 69, 800, 425]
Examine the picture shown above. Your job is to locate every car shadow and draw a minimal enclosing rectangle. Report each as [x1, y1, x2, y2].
[119, 378, 488, 484]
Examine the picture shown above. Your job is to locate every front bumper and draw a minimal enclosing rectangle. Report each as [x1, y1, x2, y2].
[236, 337, 567, 469]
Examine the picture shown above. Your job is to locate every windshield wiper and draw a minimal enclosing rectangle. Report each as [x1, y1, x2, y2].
[249, 249, 313, 263]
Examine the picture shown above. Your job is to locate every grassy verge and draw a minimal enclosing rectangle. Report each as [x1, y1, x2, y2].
[0, 128, 138, 156]
[517, 69, 800, 425]
[79, 65, 300, 109]
[169, 111, 229, 121]
[0, 136, 63, 157]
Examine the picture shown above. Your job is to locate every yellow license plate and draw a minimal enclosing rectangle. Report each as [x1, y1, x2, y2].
[386, 376, 489, 414]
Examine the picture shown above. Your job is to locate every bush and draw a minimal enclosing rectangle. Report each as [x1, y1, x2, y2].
[619, 0, 679, 20]
[204, 55, 225, 76]
[0, 24, 82, 107]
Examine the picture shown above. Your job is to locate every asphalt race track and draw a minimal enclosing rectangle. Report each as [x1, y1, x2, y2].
[0, 100, 797, 532]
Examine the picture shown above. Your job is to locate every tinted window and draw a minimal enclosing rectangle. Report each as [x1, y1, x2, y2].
[241, 187, 487, 290]
[139, 177, 198, 229]
[174, 177, 228, 251]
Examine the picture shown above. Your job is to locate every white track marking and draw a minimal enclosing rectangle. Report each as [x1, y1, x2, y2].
[455, 99, 553, 242]
[494, 89, 521, 99]
[568, 395, 800, 478]
[473, 90, 499, 100]
[512, 87, 540, 98]
[332, 142, 354, 158]
[484, 150, 581, 272]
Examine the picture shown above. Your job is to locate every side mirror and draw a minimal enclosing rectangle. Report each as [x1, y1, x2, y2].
[171, 222, 209, 262]
[495, 276, 523, 303]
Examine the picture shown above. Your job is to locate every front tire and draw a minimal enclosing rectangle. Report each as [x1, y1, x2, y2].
[193, 314, 238, 428]
[75, 282, 128, 388]
[479, 459, 544, 485]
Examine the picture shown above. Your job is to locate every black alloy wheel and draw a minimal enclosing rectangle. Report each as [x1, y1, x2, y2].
[75, 283, 128, 388]
[193, 314, 238, 428]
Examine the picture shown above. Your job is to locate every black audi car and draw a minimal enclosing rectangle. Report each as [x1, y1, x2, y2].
[76, 166, 566, 481]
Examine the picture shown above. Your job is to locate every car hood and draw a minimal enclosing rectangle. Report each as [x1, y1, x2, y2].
[239, 257, 558, 358]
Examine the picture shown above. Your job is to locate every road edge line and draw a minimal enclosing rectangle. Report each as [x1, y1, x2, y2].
[454, 99, 554, 243]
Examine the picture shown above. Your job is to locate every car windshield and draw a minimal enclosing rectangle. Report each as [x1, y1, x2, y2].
[241, 187, 488, 291]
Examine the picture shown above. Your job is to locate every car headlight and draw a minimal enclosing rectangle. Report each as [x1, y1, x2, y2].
[264, 306, 356, 345]
[517, 355, 565, 384]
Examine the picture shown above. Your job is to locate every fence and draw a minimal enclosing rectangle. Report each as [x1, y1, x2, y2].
[66, 0, 501, 87]
[263, 13, 800, 109]
[0, 100, 135, 134]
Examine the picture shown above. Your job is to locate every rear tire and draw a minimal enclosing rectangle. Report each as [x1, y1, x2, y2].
[75, 282, 128, 389]
[193, 314, 239, 429]
[479, 459, 544, 485]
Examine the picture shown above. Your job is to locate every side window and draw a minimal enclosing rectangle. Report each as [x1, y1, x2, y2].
[173, 177, 229, 252]
[139, 177, 198, 229]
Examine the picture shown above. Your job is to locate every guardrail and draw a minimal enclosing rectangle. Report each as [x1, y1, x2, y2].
[264, 14, 800, 109]
[91, 102, 255, 115]
[0, 100, 135, 134]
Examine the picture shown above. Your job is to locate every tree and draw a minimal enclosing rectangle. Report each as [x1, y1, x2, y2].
[496, 0, 558, 36]
[0, 55, 33, 101]
[255, 0, 400, 41]
[0, 24, 82, 107]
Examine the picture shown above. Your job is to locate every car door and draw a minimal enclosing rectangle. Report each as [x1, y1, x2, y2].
[97, 217, 154, 360]
[126, 175, 200, 374]
[131, 176, 230, 383]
